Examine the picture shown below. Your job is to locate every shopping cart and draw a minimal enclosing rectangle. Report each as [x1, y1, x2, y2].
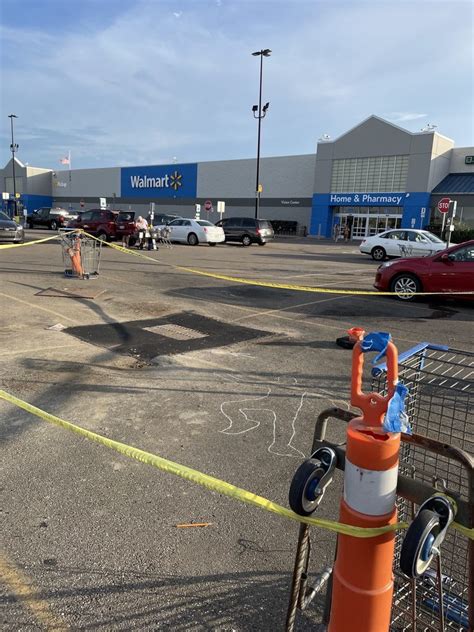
[286, 343, 473, 632]
[59, 229, 102, 279]
[157, 226, 172, 248]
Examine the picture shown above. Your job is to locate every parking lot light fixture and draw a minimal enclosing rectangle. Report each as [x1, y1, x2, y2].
[8, 114, 19, 217]
[251, 49, 271, 219]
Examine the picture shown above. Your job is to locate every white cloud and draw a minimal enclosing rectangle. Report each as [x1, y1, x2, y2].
[0, 0, 472, 169]
[385, 112, 428, 123]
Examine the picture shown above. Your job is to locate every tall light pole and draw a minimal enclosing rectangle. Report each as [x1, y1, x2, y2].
[8, 114, 19, 217]
[252, 49, 271, 219]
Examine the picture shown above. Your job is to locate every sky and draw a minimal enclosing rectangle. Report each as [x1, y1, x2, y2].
[0, 0, 473, 171]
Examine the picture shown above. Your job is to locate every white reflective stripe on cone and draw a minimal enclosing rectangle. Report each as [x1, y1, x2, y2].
[343, 459, 398, 516]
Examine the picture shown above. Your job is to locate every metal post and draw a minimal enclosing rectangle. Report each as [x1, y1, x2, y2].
[255, 54, 263, 220]
[252, 49, 270, 220]
[447, 200, 457, 248]
[8, 114, 18, 218]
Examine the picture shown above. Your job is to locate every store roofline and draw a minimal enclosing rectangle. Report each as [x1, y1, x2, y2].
[318, 114, 454, 145]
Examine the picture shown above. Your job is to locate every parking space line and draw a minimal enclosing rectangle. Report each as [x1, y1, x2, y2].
[0, 344, 78, 357]
[281, 268, 371, 280]
[0, 292, 78, 324]
[0, 551, 68, 630]
[230, 294, 349, 323]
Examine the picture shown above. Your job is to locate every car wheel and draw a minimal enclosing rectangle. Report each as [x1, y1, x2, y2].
[390, 273, 421, 301]
[371, 246, 386, 261]
[27, 222, 33, 229]
[50, 220, 58, 230]
[97, 231, 109, 242]
[187, 232, 198, 246]
[128, 236, 137, 247]
[242, 234, 252, 247]
[208, 242, 217, 247]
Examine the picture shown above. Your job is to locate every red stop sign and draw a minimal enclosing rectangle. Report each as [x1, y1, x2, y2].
[437, 197, 451, 214]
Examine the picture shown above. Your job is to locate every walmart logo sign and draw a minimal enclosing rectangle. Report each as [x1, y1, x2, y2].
[121, 163, 197, 198]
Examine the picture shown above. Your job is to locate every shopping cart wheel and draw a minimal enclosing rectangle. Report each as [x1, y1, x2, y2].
[400, 509, 440, 578]
[289, 459, 326, 516]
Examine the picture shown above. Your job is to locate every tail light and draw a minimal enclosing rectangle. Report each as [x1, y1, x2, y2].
[59, 215, 64, 221]
[203, 227, 208, 233]
[256, 228, 261, 235]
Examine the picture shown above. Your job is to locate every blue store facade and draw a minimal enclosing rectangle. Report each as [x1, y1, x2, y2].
[310, 191, 431, 239]
[309, 116, 453, 239]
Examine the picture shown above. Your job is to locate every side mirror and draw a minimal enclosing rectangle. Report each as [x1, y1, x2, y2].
[33, 209, 38, 214]
[440, 252, 455, 262]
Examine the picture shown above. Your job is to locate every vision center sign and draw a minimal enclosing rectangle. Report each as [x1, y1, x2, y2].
[121, 163, 197, 198]
[328, 192, 407, 206]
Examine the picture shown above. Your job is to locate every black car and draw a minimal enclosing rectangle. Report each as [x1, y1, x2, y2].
[215, 217, 274, 246]
[28, 207, 78, 230]
[151, 213, 182, 226]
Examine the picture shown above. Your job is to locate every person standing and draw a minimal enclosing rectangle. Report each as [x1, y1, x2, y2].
[343, 224, 350, 242]
[135, 216, 148, 250]
[333, 223, 340, 242]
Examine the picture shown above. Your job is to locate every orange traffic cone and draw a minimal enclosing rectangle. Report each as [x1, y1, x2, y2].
[68, 234, 83, 278]
[328, 337, 400, 632]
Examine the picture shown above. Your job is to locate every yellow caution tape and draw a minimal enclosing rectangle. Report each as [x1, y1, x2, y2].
[2, 230, 473, 298]
[83, 233, 474, 298]
[177, 266, 474, 297]
[0, 234, 60, 249]
[1, 389, 473, 540]
[0, 388, 405, 539]
[99, 240, 163, 263]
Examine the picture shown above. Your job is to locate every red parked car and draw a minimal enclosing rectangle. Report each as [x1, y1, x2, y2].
[374, 240, 474, 301]
[67, 209, 136, 242]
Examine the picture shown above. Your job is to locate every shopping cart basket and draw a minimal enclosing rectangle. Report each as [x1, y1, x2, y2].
[286, 343, 473, 632]
[59, 229, 102, 279]
[373, 344, 473, 632]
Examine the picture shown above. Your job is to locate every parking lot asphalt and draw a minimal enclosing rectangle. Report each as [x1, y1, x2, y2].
[1, 230, 473, 631]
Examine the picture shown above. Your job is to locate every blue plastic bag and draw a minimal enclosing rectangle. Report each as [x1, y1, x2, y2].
[383, 382, 412, 434]
[360, 332, 391, 364]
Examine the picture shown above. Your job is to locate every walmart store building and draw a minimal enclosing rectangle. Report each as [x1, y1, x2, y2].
[2, 115, 473, 238]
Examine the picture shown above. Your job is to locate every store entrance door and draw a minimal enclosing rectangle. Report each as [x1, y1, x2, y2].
[333, 211, 402, 240]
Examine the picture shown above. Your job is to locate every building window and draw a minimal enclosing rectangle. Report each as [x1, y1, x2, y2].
[4, 177, 24, 194]
[330, 155, 408, 193]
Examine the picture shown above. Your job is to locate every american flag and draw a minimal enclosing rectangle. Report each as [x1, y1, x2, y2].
[59, 156, 70, 165]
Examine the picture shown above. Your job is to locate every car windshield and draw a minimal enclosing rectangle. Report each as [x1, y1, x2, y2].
[258, 220, 272, 229]
[422, 232, 443, 243]
[0, 211, 12, 221]
[196, 220, 214, 226]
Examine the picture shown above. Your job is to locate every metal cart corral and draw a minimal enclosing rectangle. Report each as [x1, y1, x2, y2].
[59, 229, 102, 279]
[286, 343, 473, 632]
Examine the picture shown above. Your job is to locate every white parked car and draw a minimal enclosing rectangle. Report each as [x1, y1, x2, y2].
[359, 229, 449, 261]
[158, 218, 225, 246]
